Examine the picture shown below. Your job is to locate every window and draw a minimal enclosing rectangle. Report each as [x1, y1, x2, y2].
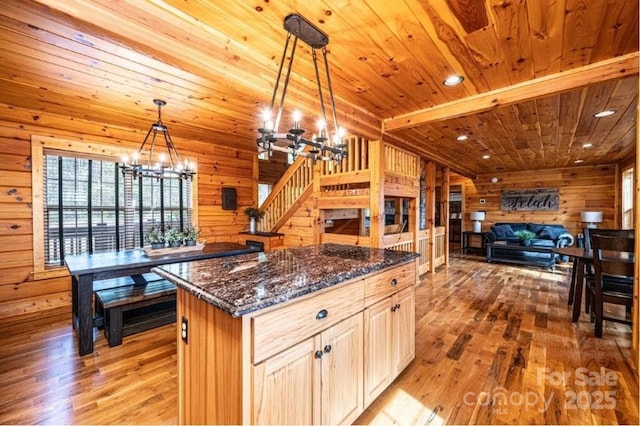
[622, 167, 634, 229]
[32, 136, 197, 275]
[258, 183, 272, 207]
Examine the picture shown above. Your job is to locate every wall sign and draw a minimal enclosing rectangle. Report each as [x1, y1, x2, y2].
[501, 188, 559, 211]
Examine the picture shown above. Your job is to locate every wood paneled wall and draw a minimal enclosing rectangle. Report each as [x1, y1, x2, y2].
[0, 105, 254, 318]
[281, 197, 316, 248]
[460, 165, 618, 237]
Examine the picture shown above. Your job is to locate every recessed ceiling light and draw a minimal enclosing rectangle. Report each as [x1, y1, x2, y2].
[482, 155, 490, 159]
[574, 159, 584, 163]
[582, 143, 593, 148]
[443, 75, 464, 86]
[457, 135, 469, 141]
[593, 110, 616, 118]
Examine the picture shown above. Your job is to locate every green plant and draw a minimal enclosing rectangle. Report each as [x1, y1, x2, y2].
[244, 207, 265, 221]
[514, 230, 536, 241]
[145, 226, 165, 244]
[183, 225, 201, 241]
[164, 226, 183, 244]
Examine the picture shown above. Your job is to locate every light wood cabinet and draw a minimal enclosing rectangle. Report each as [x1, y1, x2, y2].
[392, 286, 416, 375]
[252, 336, 319, 425]
[363, 297, 393, 406]
[176, 260, 416, 425]
[363, 285, 415, 406]
[252, 313, 363, 425]
[320, 313, 364, 425]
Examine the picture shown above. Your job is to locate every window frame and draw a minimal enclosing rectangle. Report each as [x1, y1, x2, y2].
[31, 135, 199, 279]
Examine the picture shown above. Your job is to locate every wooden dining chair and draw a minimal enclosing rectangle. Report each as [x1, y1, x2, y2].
[587, 234, 635, 338]
[582, 228, 635, 313]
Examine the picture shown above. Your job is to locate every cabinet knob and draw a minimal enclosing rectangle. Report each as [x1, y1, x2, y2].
[395, 303, 401, 311]
[391, 305, 397, 312]
[324, 344, 332, 354]
[390, 278, 398, 287]
[315, 350, 324, 359]
[316, 309, 328, 320]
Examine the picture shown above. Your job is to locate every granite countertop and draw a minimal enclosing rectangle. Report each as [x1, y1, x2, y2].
[152, 243, 419, 317]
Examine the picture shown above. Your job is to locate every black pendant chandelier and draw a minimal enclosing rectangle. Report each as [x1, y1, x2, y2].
[257, 14, 347, 163]
[120, 99, 195, 180]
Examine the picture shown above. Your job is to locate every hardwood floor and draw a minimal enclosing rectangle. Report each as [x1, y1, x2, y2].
[0, 255, 637, 425]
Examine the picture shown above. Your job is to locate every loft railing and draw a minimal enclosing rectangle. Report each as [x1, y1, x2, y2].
[432, 226, 446, 268]
[417, 229, 430, 275]
[384, 144, 419, 178]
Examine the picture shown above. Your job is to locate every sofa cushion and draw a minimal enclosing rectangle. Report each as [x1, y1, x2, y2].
[527, 223, 545, 235]
[492, 224, 515, 238]
[509, 223, 527, 233]
[539, 226, 565, 240]
[530, 239, 555, 248]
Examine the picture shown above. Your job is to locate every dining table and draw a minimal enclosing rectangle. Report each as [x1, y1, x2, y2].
[64, 242, 261, 356]
[553, 246, 593, 322]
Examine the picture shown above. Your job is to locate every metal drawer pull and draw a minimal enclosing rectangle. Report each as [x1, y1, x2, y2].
[315, 350, 323, 359]
[316, 309, 328, 320]
[391, 278, 398, 286]
[324, 345, 332, 353]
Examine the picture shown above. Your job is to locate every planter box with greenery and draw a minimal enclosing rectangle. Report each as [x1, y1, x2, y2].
[183, 225, 201, 246]
[146, 226, 165, 249]
[164, 226, 183, 248]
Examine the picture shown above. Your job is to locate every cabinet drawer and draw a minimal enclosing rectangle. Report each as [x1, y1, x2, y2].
[364, 263, 414, 306]
[252, 281, 364, 363]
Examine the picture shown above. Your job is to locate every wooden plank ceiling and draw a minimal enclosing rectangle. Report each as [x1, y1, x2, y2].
[0, 0, 637, 177]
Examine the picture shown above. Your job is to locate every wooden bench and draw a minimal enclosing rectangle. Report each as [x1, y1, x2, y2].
[95, 279, 177, 347]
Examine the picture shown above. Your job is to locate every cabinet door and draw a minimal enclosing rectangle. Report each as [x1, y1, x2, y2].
[363, 298, 393, 406]
[253, 336, 321, 425]
[321, 313, 364, 425]
[393, 286, 415, 375]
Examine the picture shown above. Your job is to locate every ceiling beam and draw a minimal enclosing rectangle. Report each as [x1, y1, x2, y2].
[383, 52, 639, 132]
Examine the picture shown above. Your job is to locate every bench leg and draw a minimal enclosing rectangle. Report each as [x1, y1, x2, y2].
[105, 307, 124, 347]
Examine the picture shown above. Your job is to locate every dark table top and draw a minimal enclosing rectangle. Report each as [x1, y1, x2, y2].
[239, 231, 285, 237]
[153, 243, 420, 317]
[64, 242, 260, 275]
[552, 246, 593, 259]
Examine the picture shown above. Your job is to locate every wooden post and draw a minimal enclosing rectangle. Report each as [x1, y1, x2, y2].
[442, 167, 450, 266]
[369, 140, 384, 248]
[426, 161, 436, 272]
[633, 92, 639, 368]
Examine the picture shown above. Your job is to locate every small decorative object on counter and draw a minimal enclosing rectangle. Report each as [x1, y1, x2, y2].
[146, 225, 165, 249]
[244, 207, 265, 234]
[183, 225, 201, 246]
[164, 226, 183, 248]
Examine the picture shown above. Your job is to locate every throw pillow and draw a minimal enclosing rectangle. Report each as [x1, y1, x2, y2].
[539, 226, 565, 240]
[527, 223, 545, 235]
[492, 224, 514, 239]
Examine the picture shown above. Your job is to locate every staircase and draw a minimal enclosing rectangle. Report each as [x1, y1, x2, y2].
[258, 154, 314, 233]
[257, 136, 370, 233]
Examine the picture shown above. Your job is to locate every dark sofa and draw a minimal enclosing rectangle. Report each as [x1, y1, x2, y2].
[484, 222, 574, 266]
[484, 222, 574, 248]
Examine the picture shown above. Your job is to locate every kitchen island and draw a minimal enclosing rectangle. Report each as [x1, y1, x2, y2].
[153, 243, 419, 425]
